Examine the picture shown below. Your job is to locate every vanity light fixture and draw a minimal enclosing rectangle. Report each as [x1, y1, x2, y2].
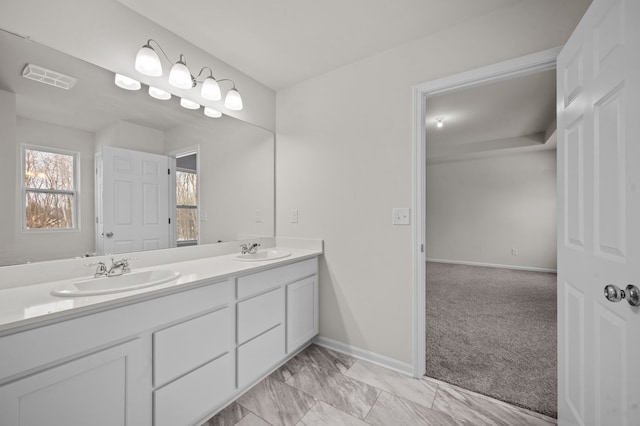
[179, 98, 200, 110]
[148, 86, 171, 100]
[134, 39, 243, 110]
[114, 73, 141, 91]
[436, 117, 444, 128]
[204, 107, 222, 118]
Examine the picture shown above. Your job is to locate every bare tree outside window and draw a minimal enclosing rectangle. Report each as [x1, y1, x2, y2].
[176, 170, 198, 242]
[23, 147, 77, 230]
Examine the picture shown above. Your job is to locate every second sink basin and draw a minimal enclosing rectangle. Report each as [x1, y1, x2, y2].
[50, 270, 181, 297]
[234, 249, 291, 262]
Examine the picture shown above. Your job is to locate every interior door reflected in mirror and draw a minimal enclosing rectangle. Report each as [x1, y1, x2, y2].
[0, 29, 274, 266]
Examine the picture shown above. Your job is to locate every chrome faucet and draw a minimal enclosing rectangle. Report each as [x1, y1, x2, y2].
[240, 242, 261, 255]
[85, 257, 132, 278]
[85, 261, 108, 278]
[107, 257, 132, 277]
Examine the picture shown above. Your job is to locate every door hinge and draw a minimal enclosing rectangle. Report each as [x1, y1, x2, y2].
[168, 218, 171, 224]
[421, 244, 424, 253]
[168, 168, 171, 175]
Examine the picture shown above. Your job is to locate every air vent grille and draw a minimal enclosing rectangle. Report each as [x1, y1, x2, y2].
[21, 63, 77, 90]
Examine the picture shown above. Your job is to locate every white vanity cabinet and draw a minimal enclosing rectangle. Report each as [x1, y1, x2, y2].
[0, 255, 319, 426]
[286, 275, 319, 352]
[0, 339, 145, 426]
[235, 258, 317, 388]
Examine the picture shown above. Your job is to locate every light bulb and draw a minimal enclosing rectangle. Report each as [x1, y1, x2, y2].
[224, 88, 243, 111]
[148, 86, 171, 100]
[114, 73, 141, 91]
[180, 98, 200, 110]
[436, 117, 444, 128]
[135, 43, 162, 77]
[169, 56, 193, 89]
[204, 107, 222, 118]
[201, 77, 221, 101]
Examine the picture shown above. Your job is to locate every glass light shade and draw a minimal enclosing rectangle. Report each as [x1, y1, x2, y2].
[201, 77, 221, 101]
[204, 107, 222, 118]
[114, 73, 141, 91]
[224, 88, 243, 111]
[148, 86, 171, 100]
[180, 98, 200, 110]
[135, 45, 162, 77]
[169, 61, 193, 89]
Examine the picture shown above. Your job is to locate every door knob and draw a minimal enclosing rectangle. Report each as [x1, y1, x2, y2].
[104, 231, 114, 238]
[604, 284, 640, 307]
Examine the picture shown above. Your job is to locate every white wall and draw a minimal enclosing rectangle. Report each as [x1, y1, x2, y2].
[426, 150, 557, 270]
[95, 120, 164, 154]
[0, 90, 18, 266]
[276, 1, 589, 364]
[0, 0, 275, 131]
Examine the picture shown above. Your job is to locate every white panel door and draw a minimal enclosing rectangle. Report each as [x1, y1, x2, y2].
[101, 146, 170, 255]
[557, 0, 640, 425]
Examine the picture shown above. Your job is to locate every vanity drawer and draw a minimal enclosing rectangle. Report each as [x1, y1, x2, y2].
[237, 258, 317, 299]
[153, 306, 233, 387]
[154, 352, 234, 426]
[237, 324, 285, 388]
[237, 287, 284, 344]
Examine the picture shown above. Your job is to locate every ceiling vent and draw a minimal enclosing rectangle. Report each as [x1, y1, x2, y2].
[21, 64, 77, 90]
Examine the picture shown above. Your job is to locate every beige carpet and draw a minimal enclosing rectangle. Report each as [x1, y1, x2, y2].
[425, 261, 557, 418]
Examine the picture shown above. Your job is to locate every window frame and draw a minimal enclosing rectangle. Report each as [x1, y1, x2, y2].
[21, 144, 80, 233]
[175, 167, 198, 246]
[169, 146, 200, 247]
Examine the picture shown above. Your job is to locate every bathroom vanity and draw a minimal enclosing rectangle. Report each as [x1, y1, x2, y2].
[0, 242, 321, 426]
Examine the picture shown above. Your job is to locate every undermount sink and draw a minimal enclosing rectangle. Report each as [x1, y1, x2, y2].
[50, 270, 181, 297]
[234, 249, 292, 262]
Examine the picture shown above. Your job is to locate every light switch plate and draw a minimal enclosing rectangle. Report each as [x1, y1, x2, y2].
[290, 209, 299, 223]
[392, 208, 410, 225]
[200, 211, 208, 222]
[256, 209, 263, 223]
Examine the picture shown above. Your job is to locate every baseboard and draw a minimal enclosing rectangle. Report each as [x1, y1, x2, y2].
[426, 258, 557, 273]
[313, 336, 414, 377]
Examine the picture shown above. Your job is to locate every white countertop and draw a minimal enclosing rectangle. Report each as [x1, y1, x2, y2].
[0, 246, 321, 335]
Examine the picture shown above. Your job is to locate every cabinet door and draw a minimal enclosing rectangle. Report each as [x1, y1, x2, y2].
[0, 339, 146, 426]
[286, 275, 318, 353]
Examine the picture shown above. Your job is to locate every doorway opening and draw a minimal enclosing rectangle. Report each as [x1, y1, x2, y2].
[411, 47, 560, 416]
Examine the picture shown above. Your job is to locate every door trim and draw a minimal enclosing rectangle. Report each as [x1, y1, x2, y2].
[410, 47, 561, 378]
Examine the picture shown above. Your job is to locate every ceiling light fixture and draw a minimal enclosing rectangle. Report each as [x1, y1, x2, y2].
[132, 39, 243, 111]
[436, 117, 444, 128]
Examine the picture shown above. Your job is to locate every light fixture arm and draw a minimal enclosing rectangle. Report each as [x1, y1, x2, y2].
[194, 66, 216, 83]
[216, 78, 237, 89]
[144, 39, 173, 65]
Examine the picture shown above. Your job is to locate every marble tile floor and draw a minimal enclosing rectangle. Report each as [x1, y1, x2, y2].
[202, 344, 557, 426]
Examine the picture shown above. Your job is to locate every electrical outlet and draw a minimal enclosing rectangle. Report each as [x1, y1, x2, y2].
[200, 211, 207, 222]
[256, 209, 263, 223]
[290, 209, 299, 223]
[392, 208, 410, 225]
[511, 248, 518, 256]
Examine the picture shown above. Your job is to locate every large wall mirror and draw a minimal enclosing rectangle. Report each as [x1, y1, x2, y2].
[0, 30, 275, 266]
